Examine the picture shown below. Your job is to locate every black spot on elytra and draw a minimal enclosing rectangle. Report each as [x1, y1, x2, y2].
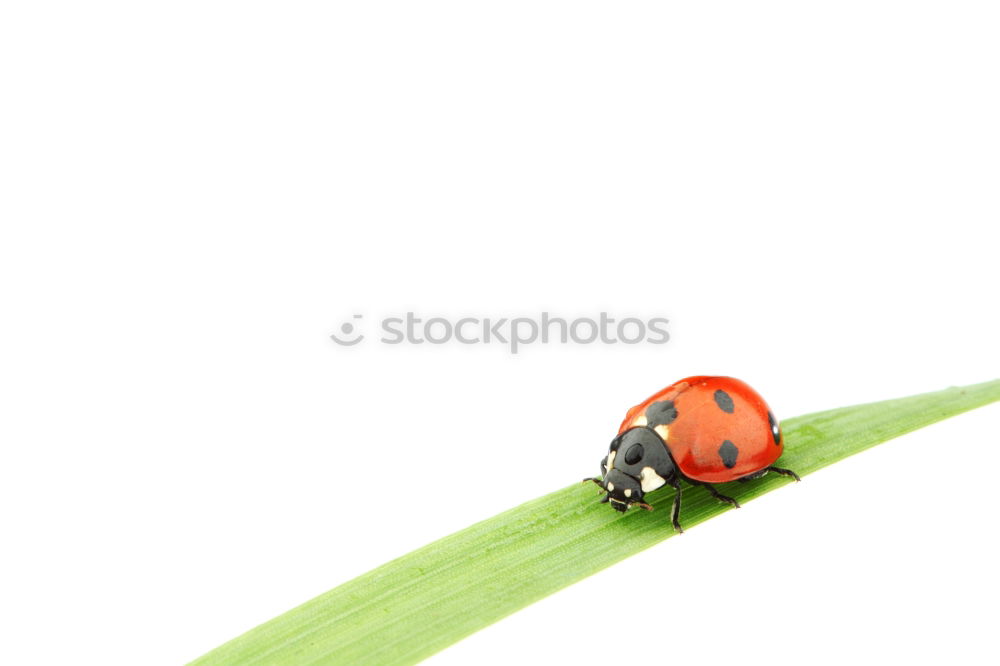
[714, 389, 735, 414]
[645, 400, 678, 427]
[768, 411, 781, 445]
[624, 443, 644, 465]
[718, 440, 739, 468]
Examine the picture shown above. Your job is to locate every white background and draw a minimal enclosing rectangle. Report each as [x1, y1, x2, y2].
[2, 2, 999, 665]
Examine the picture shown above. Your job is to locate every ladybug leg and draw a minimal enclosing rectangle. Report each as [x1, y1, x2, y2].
[697, 482, 741, 509]
[668, 478, 684, 534]
[766, 466, 801, 482]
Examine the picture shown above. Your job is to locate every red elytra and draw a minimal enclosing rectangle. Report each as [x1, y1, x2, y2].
[617, 375, 783, 483]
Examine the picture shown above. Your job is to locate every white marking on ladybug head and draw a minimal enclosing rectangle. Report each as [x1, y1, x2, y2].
[640, 466, 666, 493]
[633, 415, 648, 427]
[653, 425, 669, 440]
[605, 449, 617, 472]
[624, 488, 632, 498]
[607, 482, 615, 492]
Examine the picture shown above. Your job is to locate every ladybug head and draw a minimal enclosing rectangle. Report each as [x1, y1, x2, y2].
[600, 468, 645, 512]
[592, 427, 675, 512]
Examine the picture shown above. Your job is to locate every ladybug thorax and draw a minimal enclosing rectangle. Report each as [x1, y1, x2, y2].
[597, 427, 676, 512]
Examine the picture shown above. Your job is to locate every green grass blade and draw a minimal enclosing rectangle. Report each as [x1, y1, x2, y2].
[191, 379, 1000, 666]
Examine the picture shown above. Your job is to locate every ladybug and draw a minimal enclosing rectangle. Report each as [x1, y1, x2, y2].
[585, 376, 799, 532]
